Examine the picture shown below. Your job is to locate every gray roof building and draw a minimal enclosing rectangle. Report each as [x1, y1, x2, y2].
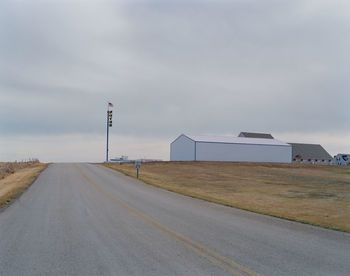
[171, 134, 291, 163]
[238, 132, 274, 139]
[288, 143, 332, 161]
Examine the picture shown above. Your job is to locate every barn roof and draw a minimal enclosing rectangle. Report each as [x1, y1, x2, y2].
[288, 143, 332, 160]
[183, 135, 290, 146]
[238, 132, 274, 139]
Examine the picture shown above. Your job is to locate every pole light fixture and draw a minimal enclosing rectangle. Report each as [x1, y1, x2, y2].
[106, 103, 114, 162]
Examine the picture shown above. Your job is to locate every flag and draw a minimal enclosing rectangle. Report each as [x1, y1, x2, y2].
[108, 102, 114, 108]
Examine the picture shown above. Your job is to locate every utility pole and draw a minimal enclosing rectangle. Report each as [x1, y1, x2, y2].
[106, 102, 113, 162]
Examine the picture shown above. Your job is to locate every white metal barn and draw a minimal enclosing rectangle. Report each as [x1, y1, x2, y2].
[170, 134, 292, 163]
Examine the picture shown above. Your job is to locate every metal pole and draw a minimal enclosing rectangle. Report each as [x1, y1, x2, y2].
[106, 107, 109, 162]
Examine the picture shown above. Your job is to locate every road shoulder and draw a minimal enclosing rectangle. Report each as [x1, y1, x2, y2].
[0, 163, 48, 208]
[103, 162, 350, 233]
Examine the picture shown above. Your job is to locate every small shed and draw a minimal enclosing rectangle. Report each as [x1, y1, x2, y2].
[170, 134, 292, 163]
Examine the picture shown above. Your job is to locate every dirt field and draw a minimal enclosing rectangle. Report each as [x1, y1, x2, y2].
[104, 162, 350, 232]
[0, 162, 48, 208]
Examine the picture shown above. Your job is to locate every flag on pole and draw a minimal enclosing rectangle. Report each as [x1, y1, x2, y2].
[108, 102, 114, 108]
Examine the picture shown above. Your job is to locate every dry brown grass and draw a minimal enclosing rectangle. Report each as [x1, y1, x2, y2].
[0, 162, 48, 208]
[0, 160, 40, 179]
[104, 162, 350, 232]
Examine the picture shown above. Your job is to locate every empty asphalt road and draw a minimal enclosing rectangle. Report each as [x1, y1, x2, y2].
[0, 163, 349, 275]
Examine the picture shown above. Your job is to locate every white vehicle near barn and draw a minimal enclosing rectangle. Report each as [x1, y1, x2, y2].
[333, 154, 350, 165]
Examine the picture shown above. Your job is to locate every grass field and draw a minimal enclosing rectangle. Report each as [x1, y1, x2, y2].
[0, 162, 48, 208]
[104, 162, 350, 232]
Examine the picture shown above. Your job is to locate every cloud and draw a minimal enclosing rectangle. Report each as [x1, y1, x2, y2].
[0, 0, 349, 160]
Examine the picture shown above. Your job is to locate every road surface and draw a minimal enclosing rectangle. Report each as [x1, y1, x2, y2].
[0, 163, 349, 275]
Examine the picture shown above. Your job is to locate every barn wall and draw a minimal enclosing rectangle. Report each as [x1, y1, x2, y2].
[170, 135, 195, 161]
[196, 142, 292, 163]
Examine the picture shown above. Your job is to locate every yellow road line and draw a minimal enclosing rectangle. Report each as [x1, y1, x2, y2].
[75, 165, 259, 276]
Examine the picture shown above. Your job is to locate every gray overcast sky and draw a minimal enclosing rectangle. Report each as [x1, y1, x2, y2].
[1, 0, 349, 162]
